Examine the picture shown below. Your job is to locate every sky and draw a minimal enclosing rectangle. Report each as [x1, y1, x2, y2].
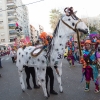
[22, 0, 100, 33]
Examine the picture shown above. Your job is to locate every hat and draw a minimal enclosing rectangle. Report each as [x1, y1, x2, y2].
[85, 39, 91, 44]
[91, 42, 97, 45]
[97, 40, 100, 43]
[40, 32, 47, 39]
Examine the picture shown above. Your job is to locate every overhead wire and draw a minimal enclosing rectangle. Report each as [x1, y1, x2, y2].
[0, 0, 44, 12]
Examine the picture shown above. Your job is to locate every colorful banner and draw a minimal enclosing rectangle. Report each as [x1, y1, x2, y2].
[13, 36, 30, 46]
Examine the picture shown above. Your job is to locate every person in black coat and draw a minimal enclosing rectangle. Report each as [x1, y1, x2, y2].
[46, 66, 58, 95]
[24, 65, 40, 90]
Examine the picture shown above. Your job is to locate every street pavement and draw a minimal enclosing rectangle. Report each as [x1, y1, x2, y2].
[0, 55, 100, 100]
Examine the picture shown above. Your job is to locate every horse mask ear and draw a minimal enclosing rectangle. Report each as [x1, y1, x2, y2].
[64, 7, 71, 16]
[64, 7, 69, 13]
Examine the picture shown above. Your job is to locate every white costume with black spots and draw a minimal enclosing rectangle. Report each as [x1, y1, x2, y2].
[16, 11, 88, 98]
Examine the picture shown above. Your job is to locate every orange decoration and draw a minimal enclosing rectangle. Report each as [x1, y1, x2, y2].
[40, 32, 47, 40]
[40, 32, 52, 45]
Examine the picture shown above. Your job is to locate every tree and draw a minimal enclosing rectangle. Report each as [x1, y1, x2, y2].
[49, 9, 62, 31]
[89, 24, 100, 33]
[89, 25, 97, 33]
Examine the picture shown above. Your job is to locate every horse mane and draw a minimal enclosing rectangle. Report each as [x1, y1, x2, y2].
[45, 19, 61, 58]
[53, 20, 60, 37]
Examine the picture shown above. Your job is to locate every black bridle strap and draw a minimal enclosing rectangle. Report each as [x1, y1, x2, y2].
[75, 19, 81, 30]
[61, 19, 81, 32]
[61, 18, 82, 56]
[61, 19, 76, 32]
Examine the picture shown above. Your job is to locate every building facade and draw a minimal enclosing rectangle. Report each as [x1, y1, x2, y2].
[30, 24, 39, 43]
[30, 24, 44, 43]
[39, 24, 44, 34]
[0, 0, 30, 45]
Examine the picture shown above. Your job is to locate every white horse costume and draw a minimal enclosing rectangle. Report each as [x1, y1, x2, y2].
[16, 12, 88, 98]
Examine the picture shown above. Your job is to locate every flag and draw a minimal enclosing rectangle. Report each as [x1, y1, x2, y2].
[16, 22, 19, 27]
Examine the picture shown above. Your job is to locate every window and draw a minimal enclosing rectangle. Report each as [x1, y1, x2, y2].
[9, 24, 16, 29]
[9, 30, 17, 34]
[10, 37, 15, 42]
[10, 38, 14, 42]
[7, 0, 14, 3]
[8, 19, 16, 23]
[8, 13, 14, 16]
[1, 39, 5, 42]
[0, 20, 3, 24]
[0, 26, 4, 29]
[1, 33, 5, 36]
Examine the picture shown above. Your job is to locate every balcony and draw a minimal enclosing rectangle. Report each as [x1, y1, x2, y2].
[8, 17, 17, 23]
[7, 3, 16, 8]
[9, 24, 16, 29]
[7, 0, 15, 3]
[9, 30, 17, 34]
[8, 19, 17, 24]
[7, 9, 16, 13]
[8, 16, 18, 20]
[8, 20, 16, 24]
[7, 0, 16, 8]
[8, 13, 18, 20]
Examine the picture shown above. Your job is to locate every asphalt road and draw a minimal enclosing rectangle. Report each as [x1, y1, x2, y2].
[0, 55, 100, 100]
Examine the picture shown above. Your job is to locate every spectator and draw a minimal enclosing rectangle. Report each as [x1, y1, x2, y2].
[10, 49, 16, 63]
[0, 57, 3, 68]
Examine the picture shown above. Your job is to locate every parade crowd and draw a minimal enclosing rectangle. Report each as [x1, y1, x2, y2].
[65, 34, 100, 93]
[0, 32, 100, 94]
